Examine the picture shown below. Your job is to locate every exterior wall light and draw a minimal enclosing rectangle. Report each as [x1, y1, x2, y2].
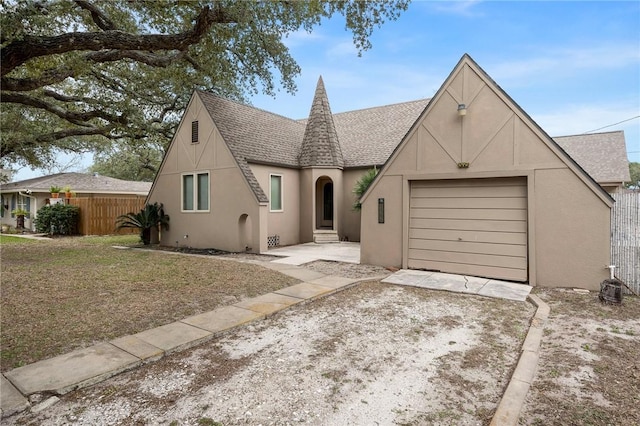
[457, 104, 467, 116]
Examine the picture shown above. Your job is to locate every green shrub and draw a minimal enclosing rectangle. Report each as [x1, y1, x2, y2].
[115, 202, 169, 245]
[35, 204, 80, 235]
[352, 168, 379, 211]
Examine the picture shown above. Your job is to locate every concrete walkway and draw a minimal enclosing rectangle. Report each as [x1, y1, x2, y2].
[0, 260, 373, 418]
[1, 251, 544, 423]
[382, 269, 532, 301]
[265, 241, 360, 265]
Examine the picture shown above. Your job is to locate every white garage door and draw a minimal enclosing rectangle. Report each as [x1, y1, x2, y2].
[408, 178, 528, 282]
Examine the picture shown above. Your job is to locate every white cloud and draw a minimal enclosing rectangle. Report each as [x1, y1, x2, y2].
[488, 44, 640, 84]
[427, 0, 484, 17]
[325, 39, 359, 59]
[282, 29, 324, 49]
[530, 102, 638, 136]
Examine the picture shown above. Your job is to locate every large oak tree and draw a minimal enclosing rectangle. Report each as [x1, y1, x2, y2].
[1, 0, 409, 178]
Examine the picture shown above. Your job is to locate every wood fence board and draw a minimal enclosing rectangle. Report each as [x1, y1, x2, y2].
[69, 197, 146, 236]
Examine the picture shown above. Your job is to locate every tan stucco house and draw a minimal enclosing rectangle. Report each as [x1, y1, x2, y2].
[148, 54, 629, 290]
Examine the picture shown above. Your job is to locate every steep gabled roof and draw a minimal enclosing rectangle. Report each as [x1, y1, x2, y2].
[554, 131, 630, 184]
[197, 89, 430, 202]
[299, 76, 344, 168]
[197, 91, 305, 203]
[1, 172, 151, 195]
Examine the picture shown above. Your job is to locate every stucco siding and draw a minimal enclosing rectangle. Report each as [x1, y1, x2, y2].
[250, 164, 300, 246]
[148, 94, 262, 253]
[533, 168, 610, 290]
[340, 169, 367, 242]
[360, 175, 404, 267]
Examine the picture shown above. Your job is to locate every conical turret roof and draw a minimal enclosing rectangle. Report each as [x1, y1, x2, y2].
[298, 76, 344, 168]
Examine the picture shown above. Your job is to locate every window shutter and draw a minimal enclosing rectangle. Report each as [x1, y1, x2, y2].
[11, 195, 15, 217]
[26, 197, 31, 213]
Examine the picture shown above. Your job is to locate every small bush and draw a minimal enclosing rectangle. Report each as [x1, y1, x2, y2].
[35, 204, 80, 235]
[352, 168, 379, 211]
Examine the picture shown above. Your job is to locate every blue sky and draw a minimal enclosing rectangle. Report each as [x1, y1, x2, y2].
[11, 0, 640, 181]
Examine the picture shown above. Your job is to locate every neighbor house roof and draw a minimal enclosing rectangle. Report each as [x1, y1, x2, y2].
[553, 131, 630, 185]
[1, 172, 151, 195]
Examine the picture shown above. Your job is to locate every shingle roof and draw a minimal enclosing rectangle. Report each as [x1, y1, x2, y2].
[554, 131, 631, 184]
[197, 91, 305, 203]
[197, 86, 629, 203]
[1, 172, 151, 195]
[299, 77, 344, 168]
[332, 99, 430, 167]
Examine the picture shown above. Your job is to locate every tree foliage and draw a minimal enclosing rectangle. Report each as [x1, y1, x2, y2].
[1, 0, 410, 174]
[89, 143, 163, 181]
[352, 167, 379, 211]
[627, 162, 640, 190]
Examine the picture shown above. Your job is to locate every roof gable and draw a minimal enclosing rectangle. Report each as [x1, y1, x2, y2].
[361, 54, 614, 206]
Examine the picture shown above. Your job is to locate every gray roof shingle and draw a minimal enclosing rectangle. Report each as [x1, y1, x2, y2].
[299, 77, 344, 168]
[1, 172, 151, 194]
[554, 131, 630, 184]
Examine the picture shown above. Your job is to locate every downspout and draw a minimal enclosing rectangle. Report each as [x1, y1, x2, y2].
[18, 191, 37, 231]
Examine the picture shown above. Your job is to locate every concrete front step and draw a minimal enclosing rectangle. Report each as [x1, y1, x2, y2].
[313, 231, 339, 243]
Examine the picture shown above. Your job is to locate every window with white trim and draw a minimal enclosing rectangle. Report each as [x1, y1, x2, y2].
[270, 174, 283, 212]
[182, 172, 209, 211]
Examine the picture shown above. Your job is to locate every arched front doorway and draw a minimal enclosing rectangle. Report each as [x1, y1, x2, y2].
[315, 176, 334, 230]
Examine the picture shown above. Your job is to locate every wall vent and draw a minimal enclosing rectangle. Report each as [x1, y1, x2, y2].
[267, 235, 280, 248]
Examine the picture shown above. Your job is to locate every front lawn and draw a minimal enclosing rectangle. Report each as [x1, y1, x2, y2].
[0, 235, 298, 371]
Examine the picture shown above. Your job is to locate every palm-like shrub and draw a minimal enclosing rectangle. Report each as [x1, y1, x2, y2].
[352, 168, 379, 211]
[115, 202, 169, 245]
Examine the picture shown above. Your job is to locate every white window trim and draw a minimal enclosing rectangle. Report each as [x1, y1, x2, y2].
[181, 171, 210, 213]
[269, 173, 284, 212]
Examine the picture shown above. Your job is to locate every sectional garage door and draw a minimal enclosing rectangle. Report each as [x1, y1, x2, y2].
[408, 178, 528, 281]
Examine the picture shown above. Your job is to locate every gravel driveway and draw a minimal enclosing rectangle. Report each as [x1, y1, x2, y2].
[7, 281, 534, 426]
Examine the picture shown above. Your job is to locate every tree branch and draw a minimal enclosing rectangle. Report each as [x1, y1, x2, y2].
[1, 5, 234, 76]
[86, 49, 188, 67]
[1, 67, 75, 91]
[42, 89, 98, 104]
[2, 92, 127, 126]
[34, 126, 118, 143]
[74, 0, 117, 31]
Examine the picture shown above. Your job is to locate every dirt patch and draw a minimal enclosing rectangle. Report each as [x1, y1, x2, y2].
[301, 259, 391, 279]
[7, 282, 534, 425]
[520, 289, 640, 426]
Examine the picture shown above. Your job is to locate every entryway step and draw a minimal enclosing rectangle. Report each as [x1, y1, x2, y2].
[313, 231, 339, 243]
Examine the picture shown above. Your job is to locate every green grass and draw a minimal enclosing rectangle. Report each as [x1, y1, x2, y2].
[0, 235, 298, 371]
[0, 234, 40, 244]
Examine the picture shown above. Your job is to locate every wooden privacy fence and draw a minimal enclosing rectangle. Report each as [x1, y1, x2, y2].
[69, 197, 146, 236]
[611, 192, 639, 294]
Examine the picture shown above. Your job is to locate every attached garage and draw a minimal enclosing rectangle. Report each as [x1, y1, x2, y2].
[360, 54, 613, 290]
[408, 178, 527, 281]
